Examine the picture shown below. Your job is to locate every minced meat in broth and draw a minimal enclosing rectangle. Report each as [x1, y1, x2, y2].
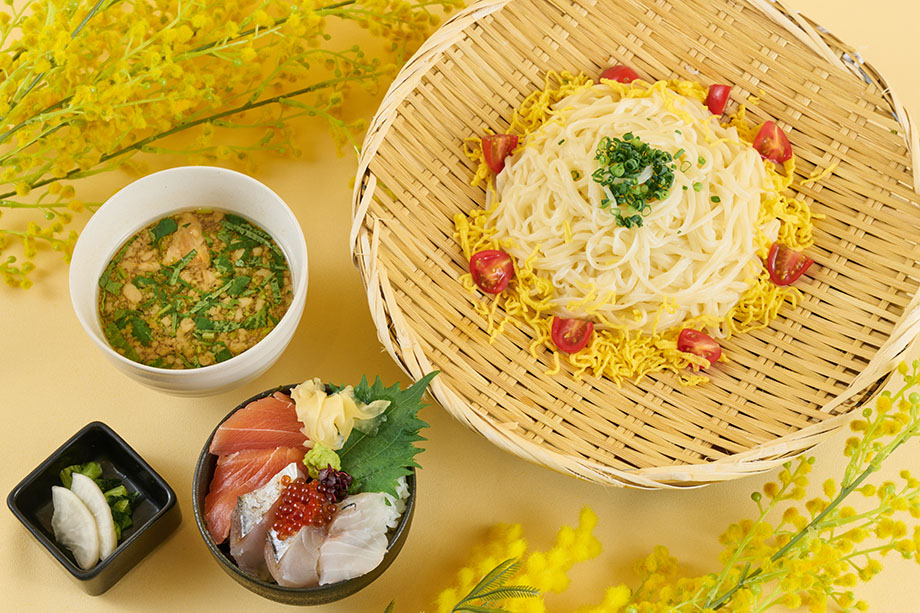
[97, 210, 293, 368]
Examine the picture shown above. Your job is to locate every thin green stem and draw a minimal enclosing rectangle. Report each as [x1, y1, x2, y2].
[1, 0, 109, 123]
[841, 543, 896, 561]
[706, 417, 919, 610]
[751, 581, 785, 613]
[0, 72, 382, 199]
[0, 199, 71, 209]
[704, 474, 795, 604]
[0, 2, 314, 147]
[707, 469, 873, 610]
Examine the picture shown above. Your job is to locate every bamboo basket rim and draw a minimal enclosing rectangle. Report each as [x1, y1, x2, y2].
[351, 0, 920, 488]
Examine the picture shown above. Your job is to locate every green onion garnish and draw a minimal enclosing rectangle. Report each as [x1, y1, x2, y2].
[592, 133, 676, 229]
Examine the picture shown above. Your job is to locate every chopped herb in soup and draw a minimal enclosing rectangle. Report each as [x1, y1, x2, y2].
[97, 210, 293, 369]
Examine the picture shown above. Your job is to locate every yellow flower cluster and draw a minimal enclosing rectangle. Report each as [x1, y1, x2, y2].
[435, 508, 602, 613]
[421, 362, 920, 613]
[0, 0, 461, 288]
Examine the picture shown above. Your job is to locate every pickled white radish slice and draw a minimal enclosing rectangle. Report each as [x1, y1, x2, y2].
[51, 486, 100, 569]
[70, 473, 118, 560]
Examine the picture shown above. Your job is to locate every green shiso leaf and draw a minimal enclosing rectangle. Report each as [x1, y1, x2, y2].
[214, 255, 234, 276]
[98, 236, 135, 296]
[339, 371, 438, 497]
[103, 322, 140, 362]
[189, 279, 233, 314]
[151, 217, 178, 245]
[227, 275, 251, 297]
[169, 249, 197, 285]
[242, 304, 269, 330]
[129, 315, 153, 346]
[222, 215, 282, 257]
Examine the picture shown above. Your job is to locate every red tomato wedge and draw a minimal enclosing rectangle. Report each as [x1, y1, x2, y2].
[705, 84, 731, 115]
[599, 64, 640, 84]
[481, 134, 518, 174]
[753, 121, 792, 164]
[765, 242, 814, 286]
[469, 249, 514, 294]
[677, 329, 722, 368]
[551, 317, 594, 353]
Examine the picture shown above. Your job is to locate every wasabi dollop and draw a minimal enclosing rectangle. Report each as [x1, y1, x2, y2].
[303, 443, 341, 479]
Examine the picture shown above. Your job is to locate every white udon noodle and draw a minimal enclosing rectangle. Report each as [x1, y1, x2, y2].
[490, 85, 779, 334]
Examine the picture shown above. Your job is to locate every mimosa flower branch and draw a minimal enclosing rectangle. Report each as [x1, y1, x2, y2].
[402, 361, 920, 613]
[0, 0, 460, 288]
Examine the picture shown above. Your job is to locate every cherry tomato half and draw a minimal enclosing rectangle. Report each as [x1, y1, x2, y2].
[765, 242, 814, 286]
[551, 317, 594, 353]
[481, 134, 518, 174]
[469, 249, 514, 294]
[599, 64, 640, 84]
[677, 329, 722, 368]
[705, 84, 731, 115]
[753, 121, 792, 164]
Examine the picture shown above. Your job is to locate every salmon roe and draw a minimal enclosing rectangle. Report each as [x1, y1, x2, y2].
[272, 478, 337, 539]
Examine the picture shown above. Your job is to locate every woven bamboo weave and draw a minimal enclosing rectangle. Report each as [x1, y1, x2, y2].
[350, 0, 920, 488]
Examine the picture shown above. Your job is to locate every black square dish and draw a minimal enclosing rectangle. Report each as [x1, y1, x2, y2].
[6, 421, 181, 595]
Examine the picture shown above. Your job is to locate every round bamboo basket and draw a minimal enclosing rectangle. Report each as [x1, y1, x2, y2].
[350, 0, 920, 488]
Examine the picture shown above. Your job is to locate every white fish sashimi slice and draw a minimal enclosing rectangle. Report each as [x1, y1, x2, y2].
[230, 462, 303, 580]
[51, 486, 100, 570]
[264, 524, 326, 587]
[70, 473, 117, 561]
[230, 504, 276, 581]
[318, 492, 393, 585]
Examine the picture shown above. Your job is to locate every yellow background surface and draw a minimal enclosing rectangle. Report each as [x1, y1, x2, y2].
[2, 0, 919, 610]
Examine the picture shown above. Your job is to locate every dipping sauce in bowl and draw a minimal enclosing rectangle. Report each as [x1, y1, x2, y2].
[97, 209, 293, 369]
[70, 166, 308, 396]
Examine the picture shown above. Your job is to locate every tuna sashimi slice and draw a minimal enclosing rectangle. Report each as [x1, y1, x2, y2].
[204, 446, 305, 543]
[209, 392, 307, 455]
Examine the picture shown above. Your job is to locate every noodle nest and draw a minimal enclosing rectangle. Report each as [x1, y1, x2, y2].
[454, 73, 816, 385]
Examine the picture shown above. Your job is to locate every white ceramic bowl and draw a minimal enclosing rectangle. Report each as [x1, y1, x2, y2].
[69, 167, 308, 397]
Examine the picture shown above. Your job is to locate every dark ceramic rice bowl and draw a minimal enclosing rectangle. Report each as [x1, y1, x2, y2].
[192, 384, 416, 605]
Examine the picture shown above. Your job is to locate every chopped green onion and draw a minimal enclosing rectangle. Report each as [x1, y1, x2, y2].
[711, 196, 721, 203]
[591, 133, 676, 228]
